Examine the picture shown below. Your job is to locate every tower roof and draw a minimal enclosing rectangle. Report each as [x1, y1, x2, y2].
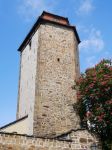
[18, 11, 81, 52]
[41, 11, 70, 25]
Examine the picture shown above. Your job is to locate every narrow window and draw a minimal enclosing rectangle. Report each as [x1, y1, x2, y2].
[29, 40, 32, 49]
[57, 58, 60, 62]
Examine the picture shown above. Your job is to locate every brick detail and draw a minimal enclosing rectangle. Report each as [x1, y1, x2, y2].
[41, 12, 69, 25]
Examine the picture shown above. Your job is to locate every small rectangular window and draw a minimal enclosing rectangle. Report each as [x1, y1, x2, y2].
[29, 40, 32, 49]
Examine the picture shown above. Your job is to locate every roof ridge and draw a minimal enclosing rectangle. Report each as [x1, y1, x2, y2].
[0, 115, 28, 130]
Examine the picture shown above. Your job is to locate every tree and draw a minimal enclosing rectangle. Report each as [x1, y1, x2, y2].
[76, 59, 112, 149]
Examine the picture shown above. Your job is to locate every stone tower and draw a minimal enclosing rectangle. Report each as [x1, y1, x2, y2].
[17, 11, 80, 137]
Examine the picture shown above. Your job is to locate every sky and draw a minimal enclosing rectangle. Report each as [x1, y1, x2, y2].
[0, 0, 112, 126]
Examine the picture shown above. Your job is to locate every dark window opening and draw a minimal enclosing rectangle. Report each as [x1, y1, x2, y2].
[57, 58, 60, 62]
[29, 40, 32, 49]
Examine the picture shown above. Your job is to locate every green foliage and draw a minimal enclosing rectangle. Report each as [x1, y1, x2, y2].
[76, 59, 112, 149]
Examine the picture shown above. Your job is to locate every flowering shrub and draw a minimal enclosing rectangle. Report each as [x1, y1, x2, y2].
[76, 59, 112, 149]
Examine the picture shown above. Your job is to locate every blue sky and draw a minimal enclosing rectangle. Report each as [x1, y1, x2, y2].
[0, 0, 112, 126]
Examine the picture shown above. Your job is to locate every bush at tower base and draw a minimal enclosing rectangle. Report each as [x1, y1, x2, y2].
[76, 59, 112, 149]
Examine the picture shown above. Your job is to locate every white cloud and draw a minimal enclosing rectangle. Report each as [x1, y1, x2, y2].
[78, 26, 111, 72]
[17, 0, 56, 21]
[77, 0, 94, 15]
[85, 56, 96, 67]
[79, 28, 104, 53]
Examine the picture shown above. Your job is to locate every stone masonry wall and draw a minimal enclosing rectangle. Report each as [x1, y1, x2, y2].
[34, 23, 80, 137]
[0, 130, 101, 150]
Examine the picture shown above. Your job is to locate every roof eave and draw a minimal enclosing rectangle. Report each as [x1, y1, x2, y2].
[0, 115, 28, 130]
[18, 18, 81, 52]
